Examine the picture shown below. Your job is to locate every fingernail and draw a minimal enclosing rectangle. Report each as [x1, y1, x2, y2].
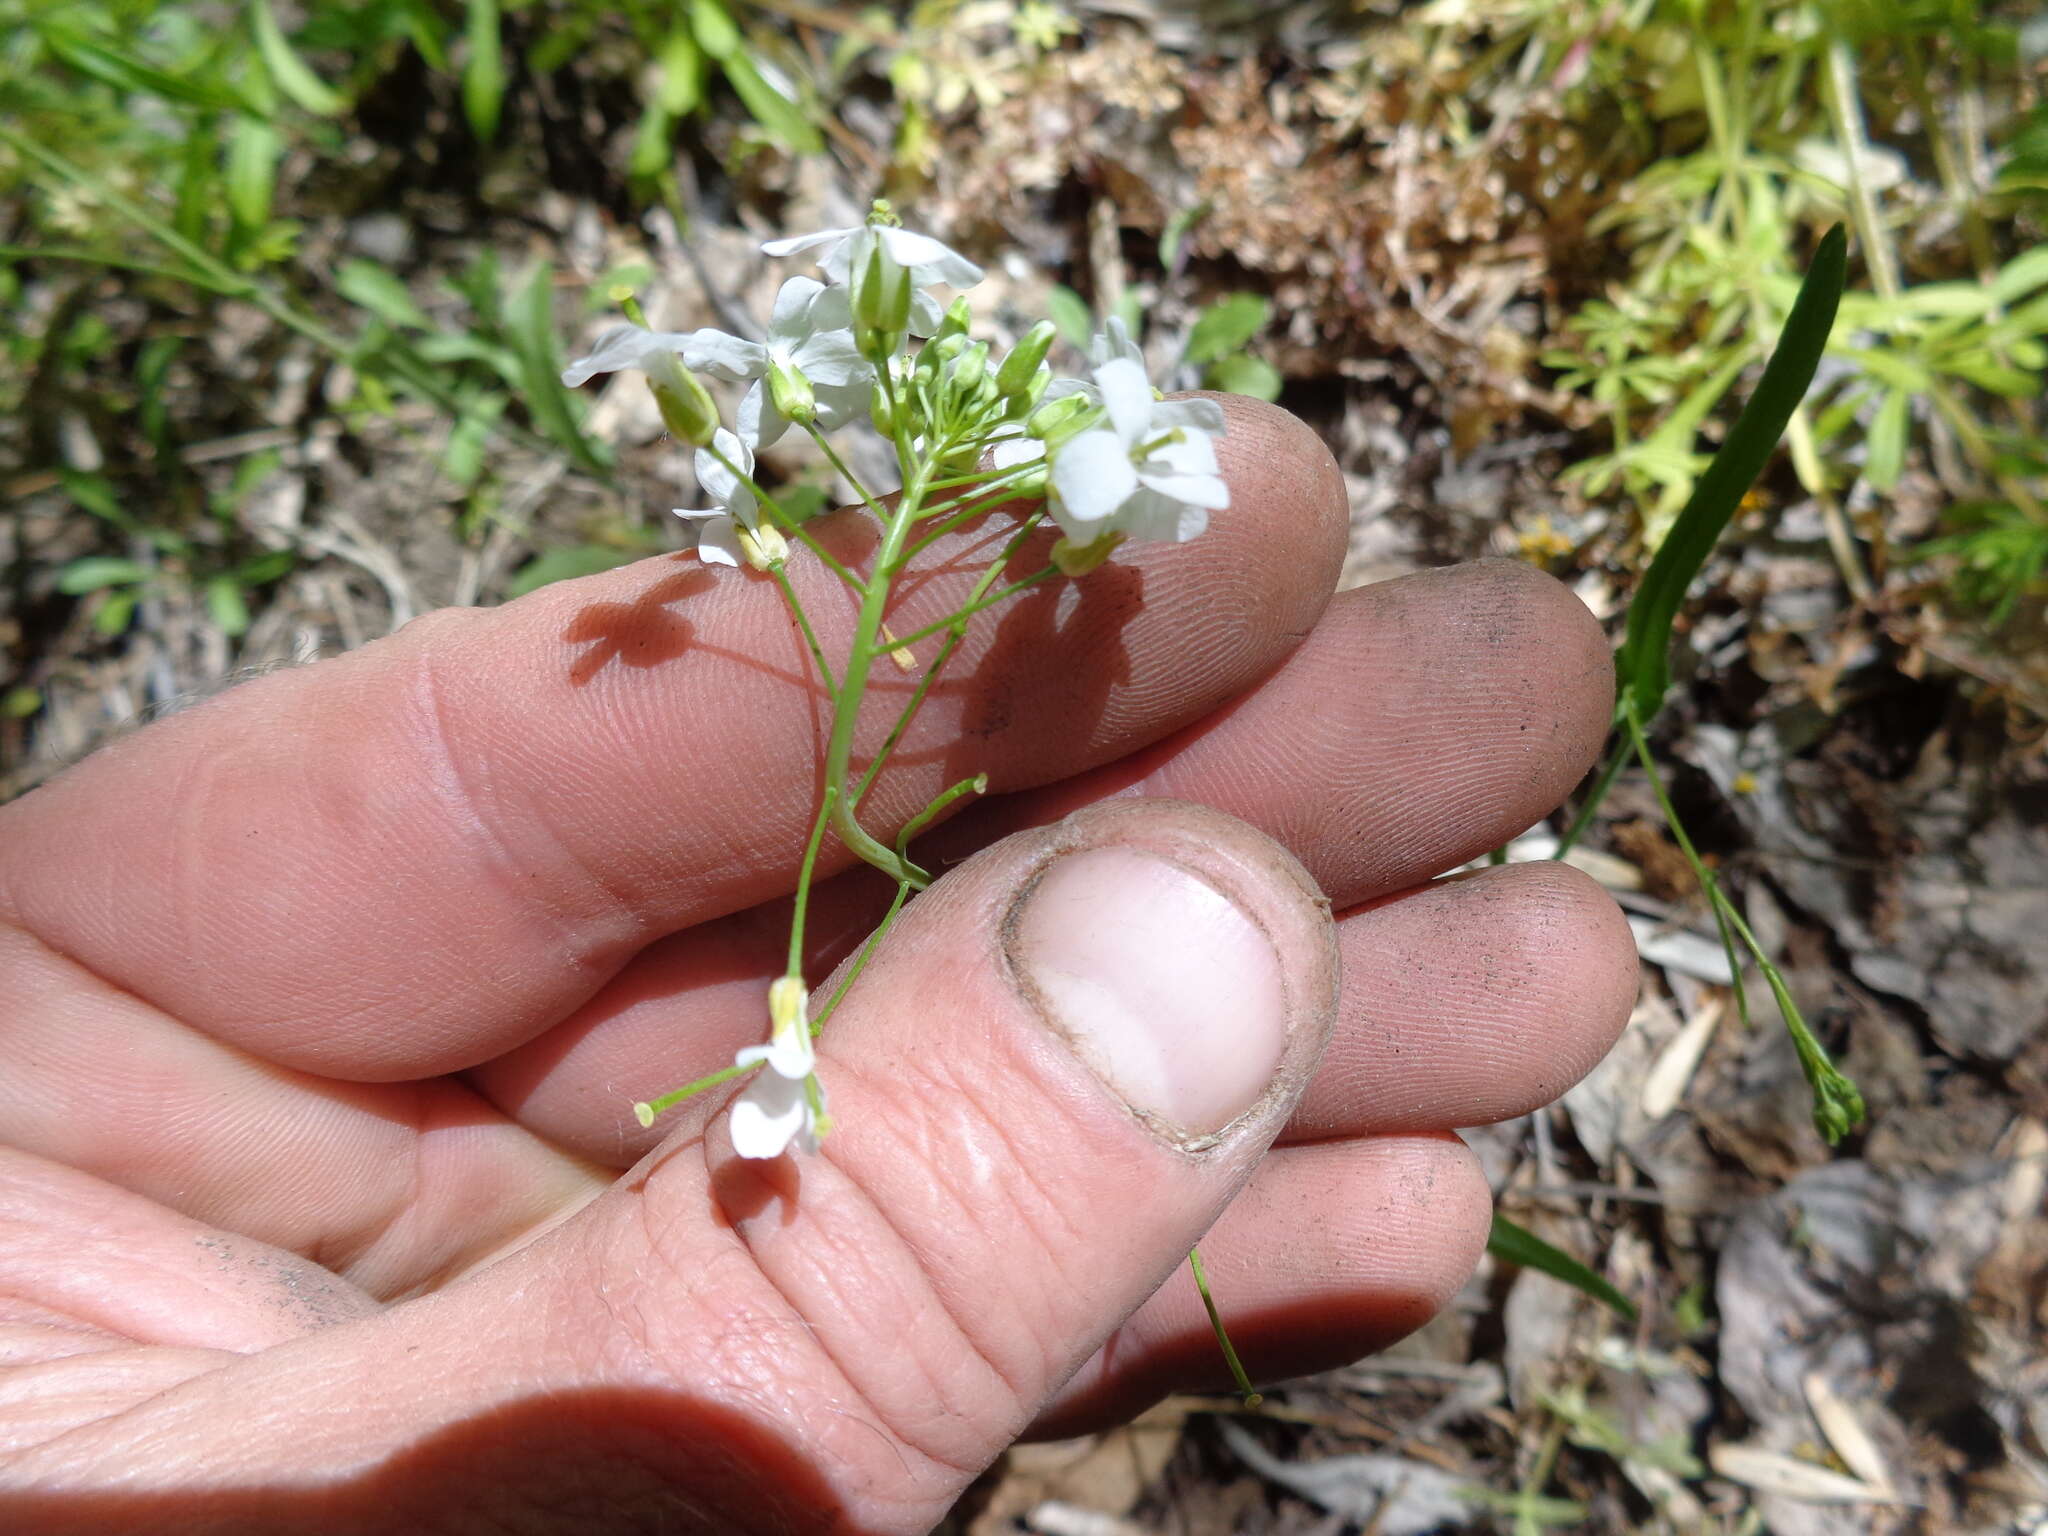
[1006, 846, 1291, 1142]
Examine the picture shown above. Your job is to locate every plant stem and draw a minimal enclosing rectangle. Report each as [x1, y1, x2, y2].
[1189, 1247, 1261, 1408]
[888, 564, 1058, 650]
[786, 785, 838, 977]
[632, 1061, 750, 1125]
[804, 421, 888, 527]
[810, 879, 912, 1032]
[1553, 729, 1630, 858]
[770, 562, 836, 695]
[851, 510, 1047, 813]
[900, 470, 1044, 566]
[1619, 704, 1864, 1142]
[823, 458, 933, 889]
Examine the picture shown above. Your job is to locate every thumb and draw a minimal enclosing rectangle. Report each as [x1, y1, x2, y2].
[665, 797, 1339, 1529]
[15, 800, 1335, 1536]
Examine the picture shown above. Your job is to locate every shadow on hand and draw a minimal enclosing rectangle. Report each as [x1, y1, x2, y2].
[1, 1386, 849, 1536]
[562, 562, 717, 687]
[1027, 1278, 1452, 1443]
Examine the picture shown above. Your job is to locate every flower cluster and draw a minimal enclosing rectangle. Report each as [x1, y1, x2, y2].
[571, 205, 1231, 1159]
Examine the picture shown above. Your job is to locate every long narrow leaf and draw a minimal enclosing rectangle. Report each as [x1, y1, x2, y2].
[463, 0, 504, 144]
[250, 0, 347, 117]
[1488, 1214, 1638, 1324]
[508, 263, 607, 471]
[40, 26, 252, 113]
[1618, 226, 1847, 720]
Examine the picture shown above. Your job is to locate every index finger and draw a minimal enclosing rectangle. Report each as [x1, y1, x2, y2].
[0, 399, 1345, 1082]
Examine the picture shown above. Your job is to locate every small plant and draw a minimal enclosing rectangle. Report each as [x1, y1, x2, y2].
[560, 201, 1268, 1396]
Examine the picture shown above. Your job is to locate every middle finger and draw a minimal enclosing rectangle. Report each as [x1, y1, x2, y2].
[473, 562, 1630, 1163]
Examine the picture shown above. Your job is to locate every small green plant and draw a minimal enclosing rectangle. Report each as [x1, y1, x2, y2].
[2, 0, 842, 653]
[1496, 227, 1857, 1321]
[1530, 0, 2046, 623]
[53, 465, 295, 638]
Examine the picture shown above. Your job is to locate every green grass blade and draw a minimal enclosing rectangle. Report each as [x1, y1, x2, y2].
[1488, 1213, 1638, 1324]
[39, 25, 253, 113]
[1618, 225, 1847, 721]
[250, 0, 348, 117]
[508, 262, 607, 471]
[462, 0, 504, 144]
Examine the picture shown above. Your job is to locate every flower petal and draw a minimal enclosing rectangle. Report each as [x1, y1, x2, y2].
[811, 378, 871, 433]
[1150, 397, 1227, 435]
[1135, 468, 1231, 511]
[682, 329, 769, 383]
[729, 1071, 809, 1159]
[560, 325, 698, 387]
[767, 275, 828, 343]
[1094, 357, 1155, 447]
[1144, 429, 1221, 480]
[673, 511, 742, 566]
[1121, 485, 1213, 544]
[737, 381, 788, 450]
[791, 326, 870, 388]
[761, 228, 856, 259]
[1049, 429, 1139, 533]
[875, 227, 983, 289]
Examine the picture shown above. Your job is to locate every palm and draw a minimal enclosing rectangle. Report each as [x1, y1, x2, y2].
[0, 401, 1631, 1532]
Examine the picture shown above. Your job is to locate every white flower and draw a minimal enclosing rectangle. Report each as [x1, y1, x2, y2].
[1085, 314, 1144, 370]
[561, 324, 705, 388]
[762, 222, 981, 336]
[673, 428, 761, 568]
[562, 324, 721, 443]
[729, 977, 827, 1159]
[1047, 357, 1229, 548]
[683, 278, 873, 448]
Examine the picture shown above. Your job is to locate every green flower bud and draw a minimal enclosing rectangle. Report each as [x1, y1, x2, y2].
[870, 381, 895, 436]
[951, 340, 988, 394]
[935, 295, 973, 342]
[737, 521, 790, 572]
[1004, 366, 1051, 420]
[995, 320, 1057, 400]
[1051, 529, 1126, 576]
[1027, 392, 1093, 449]
[766, 356, 816, 427]
[648, 354, 720, 446]
[854, 244, 912, 352]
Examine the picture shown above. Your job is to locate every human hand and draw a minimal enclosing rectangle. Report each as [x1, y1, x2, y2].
[0, 398, 1633, 1533]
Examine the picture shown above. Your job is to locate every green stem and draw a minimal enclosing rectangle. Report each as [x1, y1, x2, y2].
[888, 564, 1059, 651]
[1553, 727, 1630, 858]
[1188, 1247, 1261, 1408]
[824, 455, 932, 890]
[632, 1061, 750, 1126]
[896, 773, 988, 853]
[852, 510, 1047, 813]
[900, 471, 1045, 566]
[770, 562, 836, 695]
[786, 784, 839, 977]
[1820, 39, 1899, 303]
[704, 442, 862, 593]
[803, 420, 889, 528]
[1619, 704, 1864, 1143]
[810, 879, 912, 1032]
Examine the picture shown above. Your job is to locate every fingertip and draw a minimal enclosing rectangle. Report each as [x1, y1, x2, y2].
[1458, 557, 1616, 779]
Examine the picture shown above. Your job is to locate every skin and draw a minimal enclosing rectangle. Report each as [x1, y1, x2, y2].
[0, 397, 1635, 1534]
